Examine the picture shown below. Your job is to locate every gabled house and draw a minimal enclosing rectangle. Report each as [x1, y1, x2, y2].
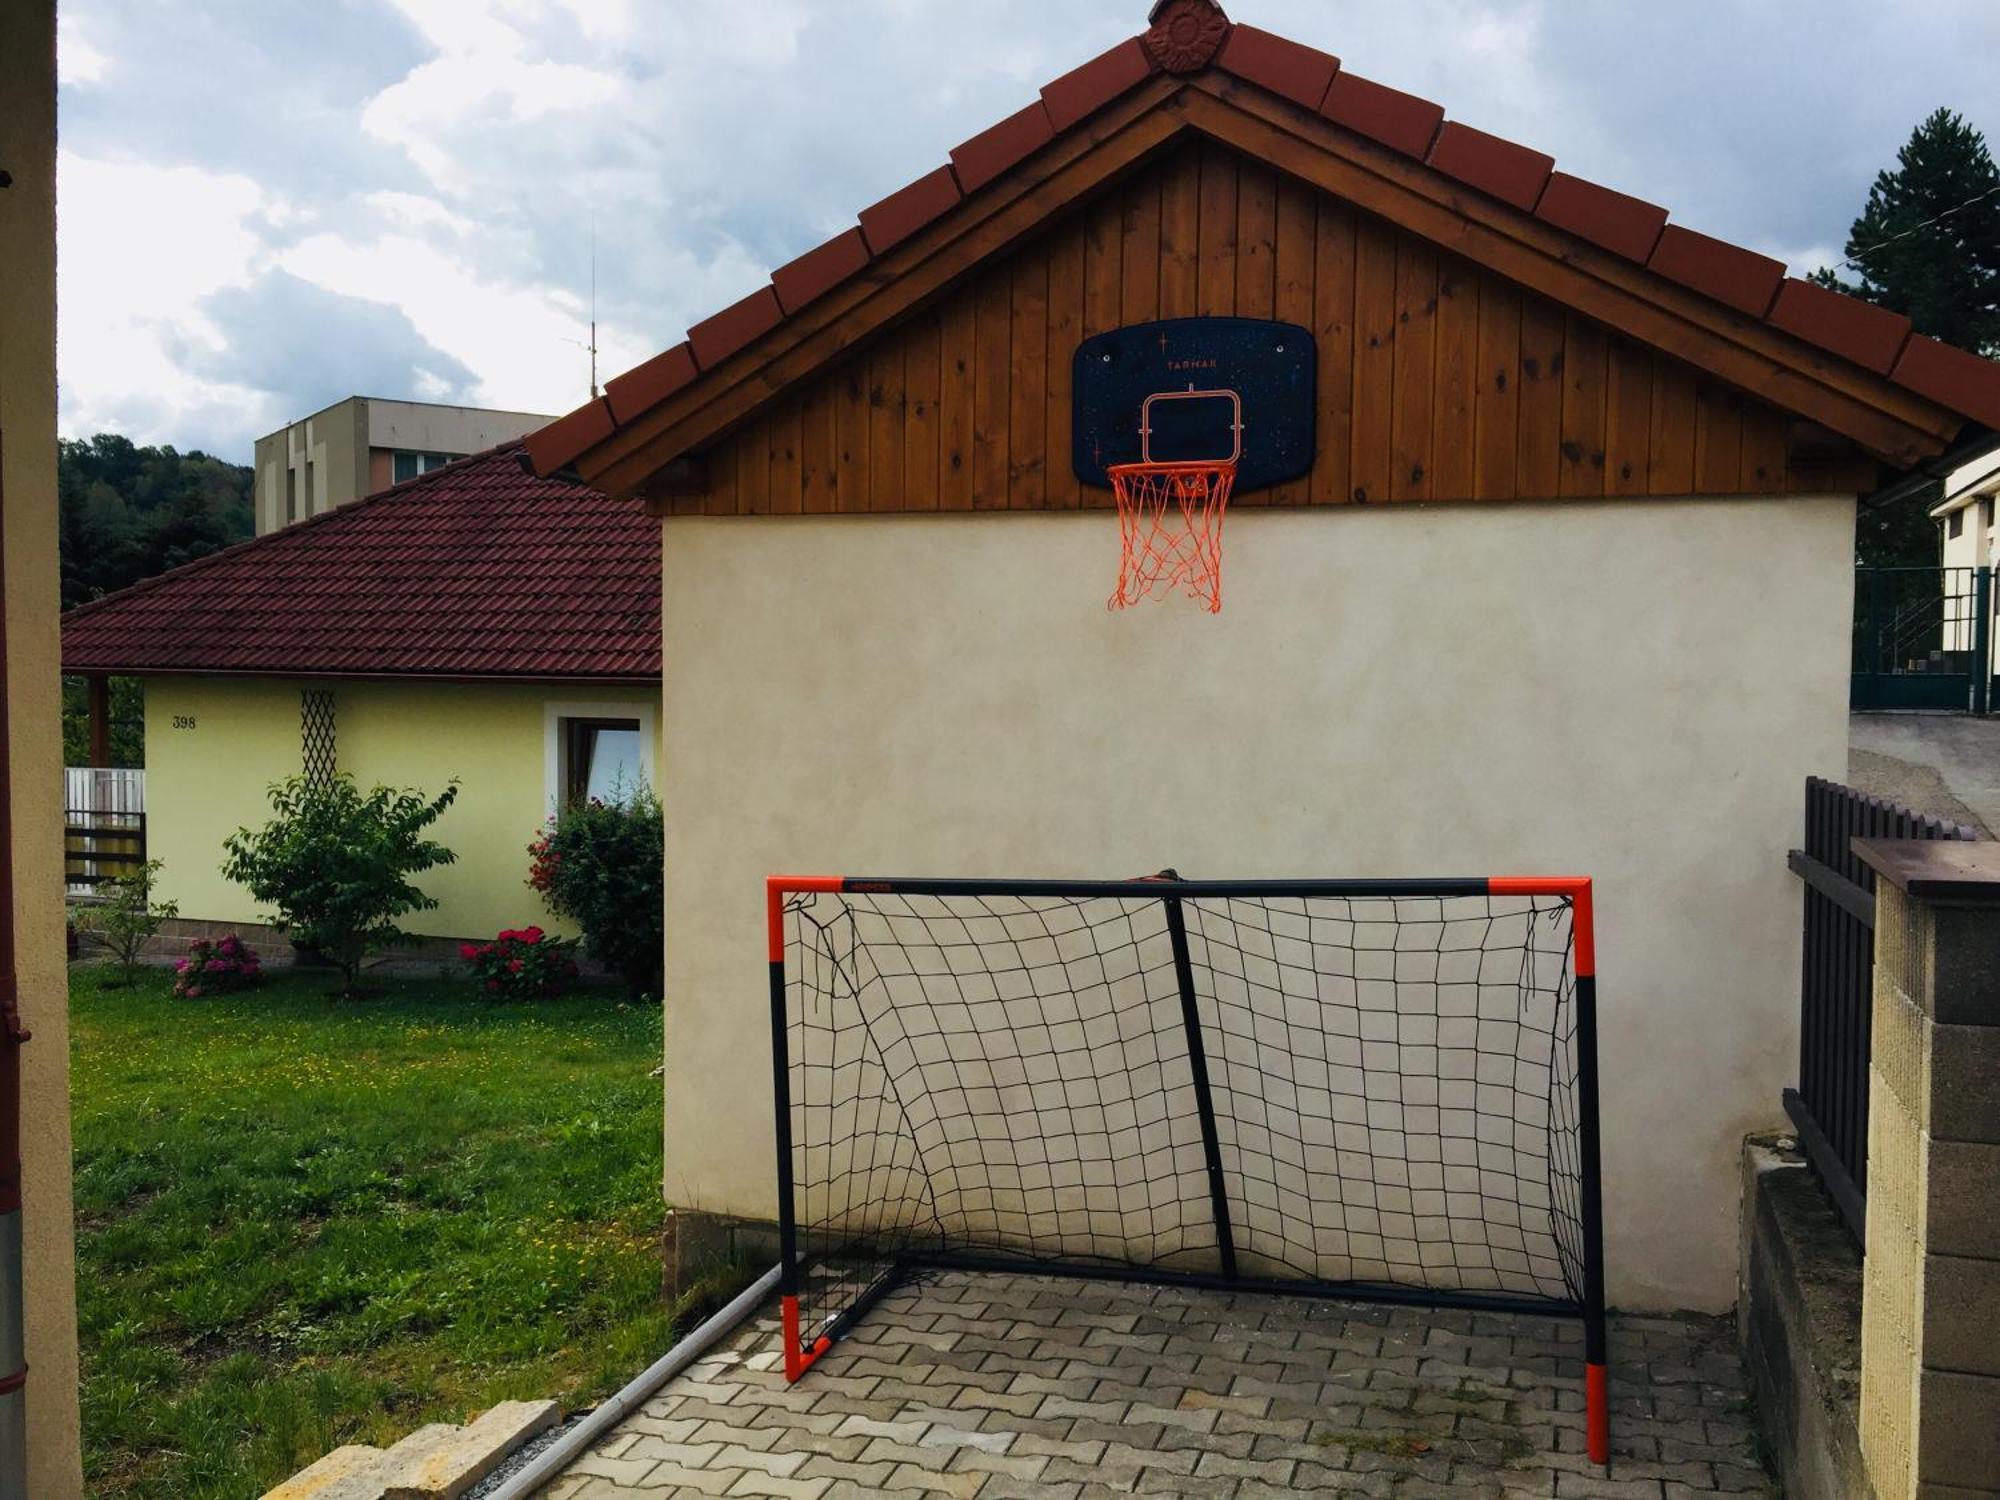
[61, 444, 660, 945]
[522, 0, 2000, 1316]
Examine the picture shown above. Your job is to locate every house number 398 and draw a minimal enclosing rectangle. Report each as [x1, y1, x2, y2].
[172, 715, 197, 730]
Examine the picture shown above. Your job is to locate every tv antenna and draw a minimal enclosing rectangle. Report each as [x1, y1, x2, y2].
[557, 217, 601, 398]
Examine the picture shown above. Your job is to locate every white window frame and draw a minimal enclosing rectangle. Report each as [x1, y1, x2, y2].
[543, 700, 656, 817]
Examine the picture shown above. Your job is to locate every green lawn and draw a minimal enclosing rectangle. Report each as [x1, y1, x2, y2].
[71, 964, 698, 1499]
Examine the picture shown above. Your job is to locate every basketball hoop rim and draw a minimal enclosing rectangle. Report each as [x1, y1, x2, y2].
[1106, 458, 1241, 478]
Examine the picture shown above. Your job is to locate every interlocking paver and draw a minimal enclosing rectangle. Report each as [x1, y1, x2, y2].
[542, 1270, 1772, 1499]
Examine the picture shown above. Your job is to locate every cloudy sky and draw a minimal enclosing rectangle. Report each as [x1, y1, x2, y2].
[56, 0, 2000, 462]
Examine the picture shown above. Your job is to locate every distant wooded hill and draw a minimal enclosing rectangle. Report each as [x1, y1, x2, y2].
[60, 434, 253, 611]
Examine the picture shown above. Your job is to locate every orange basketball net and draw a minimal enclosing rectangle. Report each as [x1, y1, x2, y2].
[1106, 388, 1241, 614]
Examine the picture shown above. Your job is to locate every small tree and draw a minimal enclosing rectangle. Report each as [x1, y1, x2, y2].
[76, 859, 178, 986]
[529, 787, 664, 997]
[1814, 109, 2000, 566]
[222, 774, 458, 993]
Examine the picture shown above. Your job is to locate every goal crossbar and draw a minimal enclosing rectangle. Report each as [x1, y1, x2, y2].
[765, 872, 1608, 1465]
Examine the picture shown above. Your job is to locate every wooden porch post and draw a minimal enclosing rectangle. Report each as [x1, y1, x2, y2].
[85, 675, 108, 768]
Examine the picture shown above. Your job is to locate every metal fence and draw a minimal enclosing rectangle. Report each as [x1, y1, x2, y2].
[1851, 565, 1992, 712]
[1785, 776, 1978, 1244]
[64, 767, 146, 895]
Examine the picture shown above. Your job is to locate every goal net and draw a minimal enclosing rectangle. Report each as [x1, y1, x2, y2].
[765, 873, 1607, 1457]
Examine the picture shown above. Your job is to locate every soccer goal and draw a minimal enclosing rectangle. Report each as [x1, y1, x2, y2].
[765, 872, 1609, 1463]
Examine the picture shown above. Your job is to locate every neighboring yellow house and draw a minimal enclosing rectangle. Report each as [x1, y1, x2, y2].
[61, 445, 660, 945]
[2, 1, 86, 1492]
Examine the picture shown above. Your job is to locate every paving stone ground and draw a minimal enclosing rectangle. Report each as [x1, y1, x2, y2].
[542, 1271, 1774, 1499]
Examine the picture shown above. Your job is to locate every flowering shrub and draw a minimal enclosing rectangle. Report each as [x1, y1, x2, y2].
[461, 926, 582, 1000]
[528, 790, 663, 997]
[172, 934, 264, 1000]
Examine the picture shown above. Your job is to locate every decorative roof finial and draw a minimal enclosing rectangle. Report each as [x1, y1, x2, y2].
[1144, 0, 1232, 75]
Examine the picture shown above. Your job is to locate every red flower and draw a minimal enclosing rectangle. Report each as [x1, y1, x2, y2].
[519, 927, 544, 945]
[460, 943, 480, 961]
[507, 959, 524, 974]
[486, 980, 501, 993]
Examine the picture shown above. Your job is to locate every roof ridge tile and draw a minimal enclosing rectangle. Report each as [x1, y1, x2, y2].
[688, 287, 785, 369]
[1646, 224, 1786, 319]
[1214, 24, 1339, 113]
[1318, 70, 1445, 160]
[949, 99, 1058, 196]
[1041, 37, 1158, 134]
[771, 228, 872, 316]
[1426, 121, 1554, 213]
[858, 165, 962, 257]
[1534, 172, 1667, 264]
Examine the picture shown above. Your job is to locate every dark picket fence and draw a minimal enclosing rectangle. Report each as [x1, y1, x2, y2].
[1785, 776, 1978, 1245]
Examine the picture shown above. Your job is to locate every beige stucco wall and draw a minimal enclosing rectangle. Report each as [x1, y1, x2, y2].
[143, 677, 657, 940]
[0, 2, 86, 1491]
[660, 495, 1856, 1313]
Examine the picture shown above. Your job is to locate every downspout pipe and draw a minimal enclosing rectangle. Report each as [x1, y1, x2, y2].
[484, 1264, 779, 1500]
[0, 431, 33, 1500]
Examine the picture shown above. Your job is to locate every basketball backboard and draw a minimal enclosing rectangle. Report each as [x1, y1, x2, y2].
[1073, 316, 1316, 492]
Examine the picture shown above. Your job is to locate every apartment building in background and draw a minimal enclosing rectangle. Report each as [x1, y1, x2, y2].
[252, 396, 553, 534]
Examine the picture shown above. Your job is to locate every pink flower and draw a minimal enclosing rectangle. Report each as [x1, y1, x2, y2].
[175, 960, 190, 973]
[186, 986, 203, 998]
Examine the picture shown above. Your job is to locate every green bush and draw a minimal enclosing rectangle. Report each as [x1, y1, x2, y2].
[528, 789, 663, 997]
[221, 774, 458, 993]
[74, 859, 178, 986]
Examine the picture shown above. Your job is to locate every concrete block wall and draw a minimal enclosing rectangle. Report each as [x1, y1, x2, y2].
[1857, 846, 2000, 1499]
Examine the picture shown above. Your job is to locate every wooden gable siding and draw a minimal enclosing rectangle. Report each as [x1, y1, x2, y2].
[666, 141, 1873, 517]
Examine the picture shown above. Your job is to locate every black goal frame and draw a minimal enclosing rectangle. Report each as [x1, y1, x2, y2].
[765, 872, 1609, 1465]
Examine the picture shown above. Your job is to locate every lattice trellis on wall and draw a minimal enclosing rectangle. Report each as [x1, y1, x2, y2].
[301, 690, 337, 784]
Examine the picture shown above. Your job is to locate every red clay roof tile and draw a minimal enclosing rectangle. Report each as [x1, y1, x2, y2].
[1042, 37, 1157, 134]
[605, 342, 697, 425]
[1319, 71, 1445, 159]
[1215, 24, 1338, 112]
[1647, 225, 1785, 318]
[1426, 122, 1553, 212]
[771, 228, 872, 315]
[523, 398, 614, 477]
[949, 100, 1058, 195]
[61, 446, 659, 681]
[688, 286, 784, 368]
[1767, 279, 1912, 376]
[857, 165, 962, 257]
[1893, 334, 2000, 431]
[1534, 172, 1667, 263]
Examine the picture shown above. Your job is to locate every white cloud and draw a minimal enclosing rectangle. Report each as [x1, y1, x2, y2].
[56, 152, 276, 445]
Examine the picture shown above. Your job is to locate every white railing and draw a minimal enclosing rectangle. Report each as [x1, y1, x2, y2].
[65, 767, 146, 896]
[66, 767, 144, 816]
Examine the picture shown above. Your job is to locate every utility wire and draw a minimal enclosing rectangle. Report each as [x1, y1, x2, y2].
[1833, 180, 2000, 273]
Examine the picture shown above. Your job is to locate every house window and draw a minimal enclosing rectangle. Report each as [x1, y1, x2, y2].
[562, 717, 644, 805]
[1950, 509, 1965, 539]
[392, 451, 455, 483]
[1985, 498, 1995, 534]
